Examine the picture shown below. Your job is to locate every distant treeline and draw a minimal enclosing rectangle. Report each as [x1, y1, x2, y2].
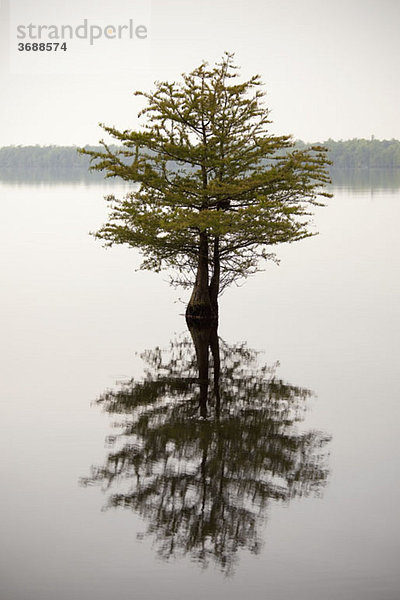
[0, 145, 109, 169]
[1, 139, 400, 169]
[296, 138, 400, 168]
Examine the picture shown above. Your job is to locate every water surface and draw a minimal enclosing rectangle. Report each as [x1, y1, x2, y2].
[0, 169, 399, 599]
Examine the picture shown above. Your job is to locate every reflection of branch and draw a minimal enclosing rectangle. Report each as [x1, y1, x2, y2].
[82, 332, 330, 574]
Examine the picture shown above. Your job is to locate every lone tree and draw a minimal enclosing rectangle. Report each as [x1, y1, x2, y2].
[80, 53, 331, 321]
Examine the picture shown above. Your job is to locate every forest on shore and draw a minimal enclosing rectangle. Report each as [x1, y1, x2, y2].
[1, 138, 400, 170]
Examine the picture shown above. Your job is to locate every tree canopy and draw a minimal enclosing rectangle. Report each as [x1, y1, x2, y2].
[79, 53, 331, 320]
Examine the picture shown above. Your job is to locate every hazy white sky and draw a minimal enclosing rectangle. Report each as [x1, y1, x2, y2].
[0, 0, 399, 145]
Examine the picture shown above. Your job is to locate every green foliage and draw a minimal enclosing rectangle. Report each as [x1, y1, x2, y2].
[79, 53, 331, 292]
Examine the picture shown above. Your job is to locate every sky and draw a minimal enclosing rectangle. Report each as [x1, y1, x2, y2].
[0, 0, 399, 145]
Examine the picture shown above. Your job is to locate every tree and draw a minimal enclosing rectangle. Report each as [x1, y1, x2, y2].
[79, 53, 331, 321]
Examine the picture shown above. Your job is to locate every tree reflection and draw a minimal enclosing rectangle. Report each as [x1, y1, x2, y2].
[82, 324, 330, 573]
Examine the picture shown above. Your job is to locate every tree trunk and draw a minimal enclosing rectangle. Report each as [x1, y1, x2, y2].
[186, 231, 214, 320]
[209, 236, 220, 319]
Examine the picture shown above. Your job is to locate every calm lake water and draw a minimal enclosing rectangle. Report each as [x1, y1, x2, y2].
[0, 170, 399, 599]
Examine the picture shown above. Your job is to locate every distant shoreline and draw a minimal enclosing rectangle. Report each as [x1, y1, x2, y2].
[1, 139, 400, 170]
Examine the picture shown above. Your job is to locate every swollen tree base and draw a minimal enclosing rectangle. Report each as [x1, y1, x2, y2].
[185, 279, 218, 321]
[185, 302, 218, 320]
[185, 293, 219, 322]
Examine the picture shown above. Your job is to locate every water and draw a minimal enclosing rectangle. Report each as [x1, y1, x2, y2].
[0, 170, 399, 599]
